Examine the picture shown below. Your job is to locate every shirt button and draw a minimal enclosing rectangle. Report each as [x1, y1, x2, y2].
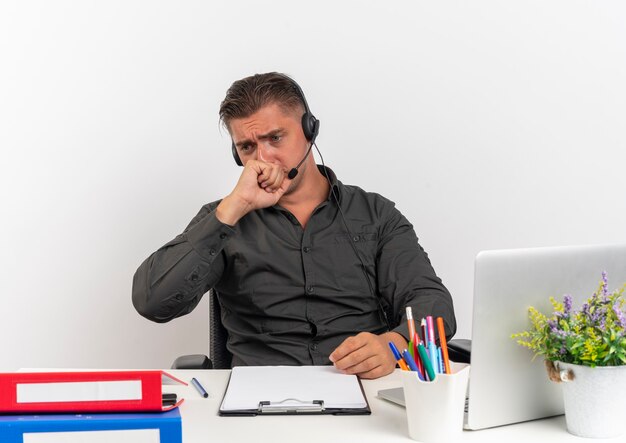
[303, 247, 311, 253]
[352, 235, 360, 242]
[307, 286, 314, 294]
[175, 293, 183, 300]
[209, 248, 216, 256]
[219, 233, 227, 239]
[310, 343, 318, 351]
[190, 274, 198, 281]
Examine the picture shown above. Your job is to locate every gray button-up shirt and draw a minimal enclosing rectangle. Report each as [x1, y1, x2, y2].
[132, 167, 456, 366]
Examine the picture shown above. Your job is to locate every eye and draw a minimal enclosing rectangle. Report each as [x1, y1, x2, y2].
[240, 143, 252, 153]
[270, 134, 282, 143]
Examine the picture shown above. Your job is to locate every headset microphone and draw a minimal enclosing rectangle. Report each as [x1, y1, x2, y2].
[287, 143, 314, 180]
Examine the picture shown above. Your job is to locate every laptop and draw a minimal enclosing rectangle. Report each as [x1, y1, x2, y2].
[378, 243, 626, 430]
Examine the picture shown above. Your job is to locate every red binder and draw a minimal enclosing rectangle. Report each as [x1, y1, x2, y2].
[0, 371, 187, 413]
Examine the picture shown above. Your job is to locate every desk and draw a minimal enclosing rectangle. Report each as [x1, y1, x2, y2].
[167, 369, 625, 442]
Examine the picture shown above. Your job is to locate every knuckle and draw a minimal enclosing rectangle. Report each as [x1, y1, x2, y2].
[344, 336, 358, 349]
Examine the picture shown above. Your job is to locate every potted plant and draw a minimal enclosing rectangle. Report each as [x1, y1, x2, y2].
[512, 271, 626, 438]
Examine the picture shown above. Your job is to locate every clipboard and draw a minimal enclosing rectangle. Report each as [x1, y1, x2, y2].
[218, 366, 371, 416]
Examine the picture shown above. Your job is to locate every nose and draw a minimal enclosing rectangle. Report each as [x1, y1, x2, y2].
[256, 140, 272, 163]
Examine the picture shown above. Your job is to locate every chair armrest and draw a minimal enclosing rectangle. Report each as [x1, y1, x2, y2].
[171, 354, 213, 370]
[447, 339, 471, 363]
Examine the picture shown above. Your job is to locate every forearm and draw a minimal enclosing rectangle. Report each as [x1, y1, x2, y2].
[378, 207, 457, 342]
[132, 206, 232, 322]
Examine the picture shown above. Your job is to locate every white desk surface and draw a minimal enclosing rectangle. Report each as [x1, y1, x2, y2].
[165, 369, 626, 443]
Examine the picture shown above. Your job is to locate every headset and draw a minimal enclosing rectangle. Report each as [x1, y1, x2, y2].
[230, 74, 320, 168]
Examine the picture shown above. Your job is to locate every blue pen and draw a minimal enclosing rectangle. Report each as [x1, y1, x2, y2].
[402, 349, 424, 380]
[191, 377, 209, 398]
[402, 349, 417, 371]
[389, 342, 409, 371]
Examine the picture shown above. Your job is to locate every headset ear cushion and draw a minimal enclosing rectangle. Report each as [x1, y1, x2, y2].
[302, 113, 320, 143]
[232, 142, 243, 166]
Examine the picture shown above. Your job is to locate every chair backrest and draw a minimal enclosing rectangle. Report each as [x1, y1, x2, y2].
[209, 288, 233, 369]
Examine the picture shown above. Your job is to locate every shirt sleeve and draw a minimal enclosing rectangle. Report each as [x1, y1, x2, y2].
[132, 203, 235, 323]
[375, 201, 457, 342]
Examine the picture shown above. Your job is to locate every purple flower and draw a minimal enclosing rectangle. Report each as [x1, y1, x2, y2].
[602, 270, 609, 300]
[548, 319, 557, 332]
[581, 302, 590, 317]
[563, 295, 573, 316]
[590, 309, 600, 323]
[548, 318, 568, 339]
[613, 303, 626, 329]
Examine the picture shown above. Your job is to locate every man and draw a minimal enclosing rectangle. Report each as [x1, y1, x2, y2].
[132, 72, 455, 379]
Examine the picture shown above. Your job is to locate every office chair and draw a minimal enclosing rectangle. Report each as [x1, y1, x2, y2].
[171, 289, 233, 370]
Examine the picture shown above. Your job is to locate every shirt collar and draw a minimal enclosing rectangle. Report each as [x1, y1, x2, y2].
[317, 165, 342, 203]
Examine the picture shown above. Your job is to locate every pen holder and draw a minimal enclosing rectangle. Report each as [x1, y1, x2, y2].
[401, 362, 470, 443]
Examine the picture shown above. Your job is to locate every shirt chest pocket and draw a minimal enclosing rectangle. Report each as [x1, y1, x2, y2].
[331, 232, 378, 267]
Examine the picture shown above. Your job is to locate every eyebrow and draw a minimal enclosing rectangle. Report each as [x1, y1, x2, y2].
[235, 128, 285, 148]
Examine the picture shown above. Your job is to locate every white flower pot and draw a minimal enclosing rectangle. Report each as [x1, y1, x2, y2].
[556, 361, 626, 438]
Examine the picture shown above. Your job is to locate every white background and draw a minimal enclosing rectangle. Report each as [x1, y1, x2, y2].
[1, 1, 625, 370]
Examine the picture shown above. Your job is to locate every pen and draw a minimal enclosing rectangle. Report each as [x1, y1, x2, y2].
[437, 316, 452, 374]
[389, 342, 409, 371]
[402, 349, 424, 380]
[421, 318, 428, 344]
[191, 377, 209, 398]
[402, 349, 417, 371]
[406, 306, 416, 341]
[417, 343, 436, 381]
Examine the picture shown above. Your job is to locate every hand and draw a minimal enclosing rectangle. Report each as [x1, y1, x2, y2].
[329, 332, 408, 379]
[216, 160, 290, 225]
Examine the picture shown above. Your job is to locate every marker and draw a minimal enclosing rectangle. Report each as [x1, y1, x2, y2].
[437, 317, 452, 374]
[417, 343, 436, 381]
[412, 333, 425, 377]
[438, 347, 444, 374]
[406, 306, 416, 341]
[421, 318, 428, 343]
[191, 377, 209, 398]
[389, 342, 409, 371]
[426, 316, 438, 374]
[426, 316, 436, 346]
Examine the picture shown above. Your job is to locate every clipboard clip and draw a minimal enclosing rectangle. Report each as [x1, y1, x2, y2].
[258, 398, 325, 414]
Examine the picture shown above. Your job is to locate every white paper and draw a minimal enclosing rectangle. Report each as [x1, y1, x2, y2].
[24, 429, 159, 443]
[17, 380, 142, 403]
[220, 366, 367, 411]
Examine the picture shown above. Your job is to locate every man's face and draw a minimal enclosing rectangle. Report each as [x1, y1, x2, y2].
[229, 103, 309, 192]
